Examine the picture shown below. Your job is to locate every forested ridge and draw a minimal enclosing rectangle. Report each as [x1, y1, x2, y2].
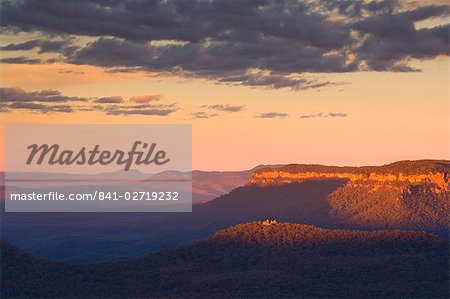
[2, 221, 448, 298]
[253, 160, 449, 175]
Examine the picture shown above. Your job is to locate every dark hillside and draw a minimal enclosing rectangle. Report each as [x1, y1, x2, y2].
[1, 221, 448, 298]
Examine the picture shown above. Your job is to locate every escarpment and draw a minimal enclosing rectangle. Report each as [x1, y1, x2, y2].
[247, 160, 449, 234]
[249, 160, 449, 193]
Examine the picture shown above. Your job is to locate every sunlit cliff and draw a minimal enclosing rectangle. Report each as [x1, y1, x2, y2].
[247, 160, 449, 233]
[249, 160, 449, 193]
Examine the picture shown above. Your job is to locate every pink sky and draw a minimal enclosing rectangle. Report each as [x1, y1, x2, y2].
[0, 0, 448, 170]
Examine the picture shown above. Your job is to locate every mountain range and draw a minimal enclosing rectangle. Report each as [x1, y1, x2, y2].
[4, 166, 273, 203]
[1, 160, 448, 263]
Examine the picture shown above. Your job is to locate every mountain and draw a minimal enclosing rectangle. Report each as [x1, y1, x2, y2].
[1, 221, 448, 298]
[144, 164, 282, 202]
[1, 179, 348, 262]
[1, 160, 448, 262]
[209, 220, 440, 246]
[191, 169, 253, 202]
[2, 165, 277, 203]
[251, 159, 449, 178]
[249, 160, 449, 234]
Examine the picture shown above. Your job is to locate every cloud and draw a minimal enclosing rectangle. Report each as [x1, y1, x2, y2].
[0, 87, 87, 102]
[68, 37, 154, 67]
[255, 112, 289, 118]
[65, 36, 356, 87]
[0, 0, 448, 88]
[191, 112, 218, 119]
[216, 70, 340, 90]
[58, 69, 85, 75]
[0, 0, 352, 45]
[352, 5, 450, 70]
[1, 39, 41, 50]
[202, 104, 245, 112]
[300, 112, 324, 119]
[300, 112, 348, 119]
[0, 87, 81, 113]
[103, 104, 178, 116]
[1, 38, 77, 55]
[94, 96, 123, 103]
[129, 95, 162, 103]
[0, 87, 178, 116]
[105, 67, 145, 74]
[328, 112, 348, 117]
[6, 102, 73, 113]
[0, 56, 42, 64]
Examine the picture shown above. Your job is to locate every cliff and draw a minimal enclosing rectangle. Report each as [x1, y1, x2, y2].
[249, 160, 449, 193]
[247, 160, 449, 233]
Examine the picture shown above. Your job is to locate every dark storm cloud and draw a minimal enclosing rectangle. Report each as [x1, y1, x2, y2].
[0, 87, 87, 102]
[321, 0, 400, 18]
[202, 104, 245, 112]
[68, 36, 357, 76]
[255, 112, 288, 118]
[1, 38, 76, 54]
[0, 0, 352, 46]
[353, 5, 450, 70]
[1, 39, 41, 50]
[0, 56, 42, 64]
[1, 0, 449, 87]
[68, 38, 154, 67]
[39, 40, 73, 53]
[357, 23, 450, 71]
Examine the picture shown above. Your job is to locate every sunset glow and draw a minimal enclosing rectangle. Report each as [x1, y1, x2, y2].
[0, 0, 448, 170]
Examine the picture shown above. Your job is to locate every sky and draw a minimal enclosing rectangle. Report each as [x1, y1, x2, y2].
[0, 0, 449, 171]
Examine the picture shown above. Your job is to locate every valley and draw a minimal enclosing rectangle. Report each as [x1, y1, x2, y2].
[1, 221, 448, 298]
[1, 160, 448, 263]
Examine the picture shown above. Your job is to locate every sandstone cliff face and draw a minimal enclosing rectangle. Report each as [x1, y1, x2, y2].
[247, 161, 449, 233]
[249, 162, 449, 193]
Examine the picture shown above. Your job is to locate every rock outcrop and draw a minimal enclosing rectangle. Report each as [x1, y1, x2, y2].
[249, 160, 449, 193]
[247, 160, 449, 234]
